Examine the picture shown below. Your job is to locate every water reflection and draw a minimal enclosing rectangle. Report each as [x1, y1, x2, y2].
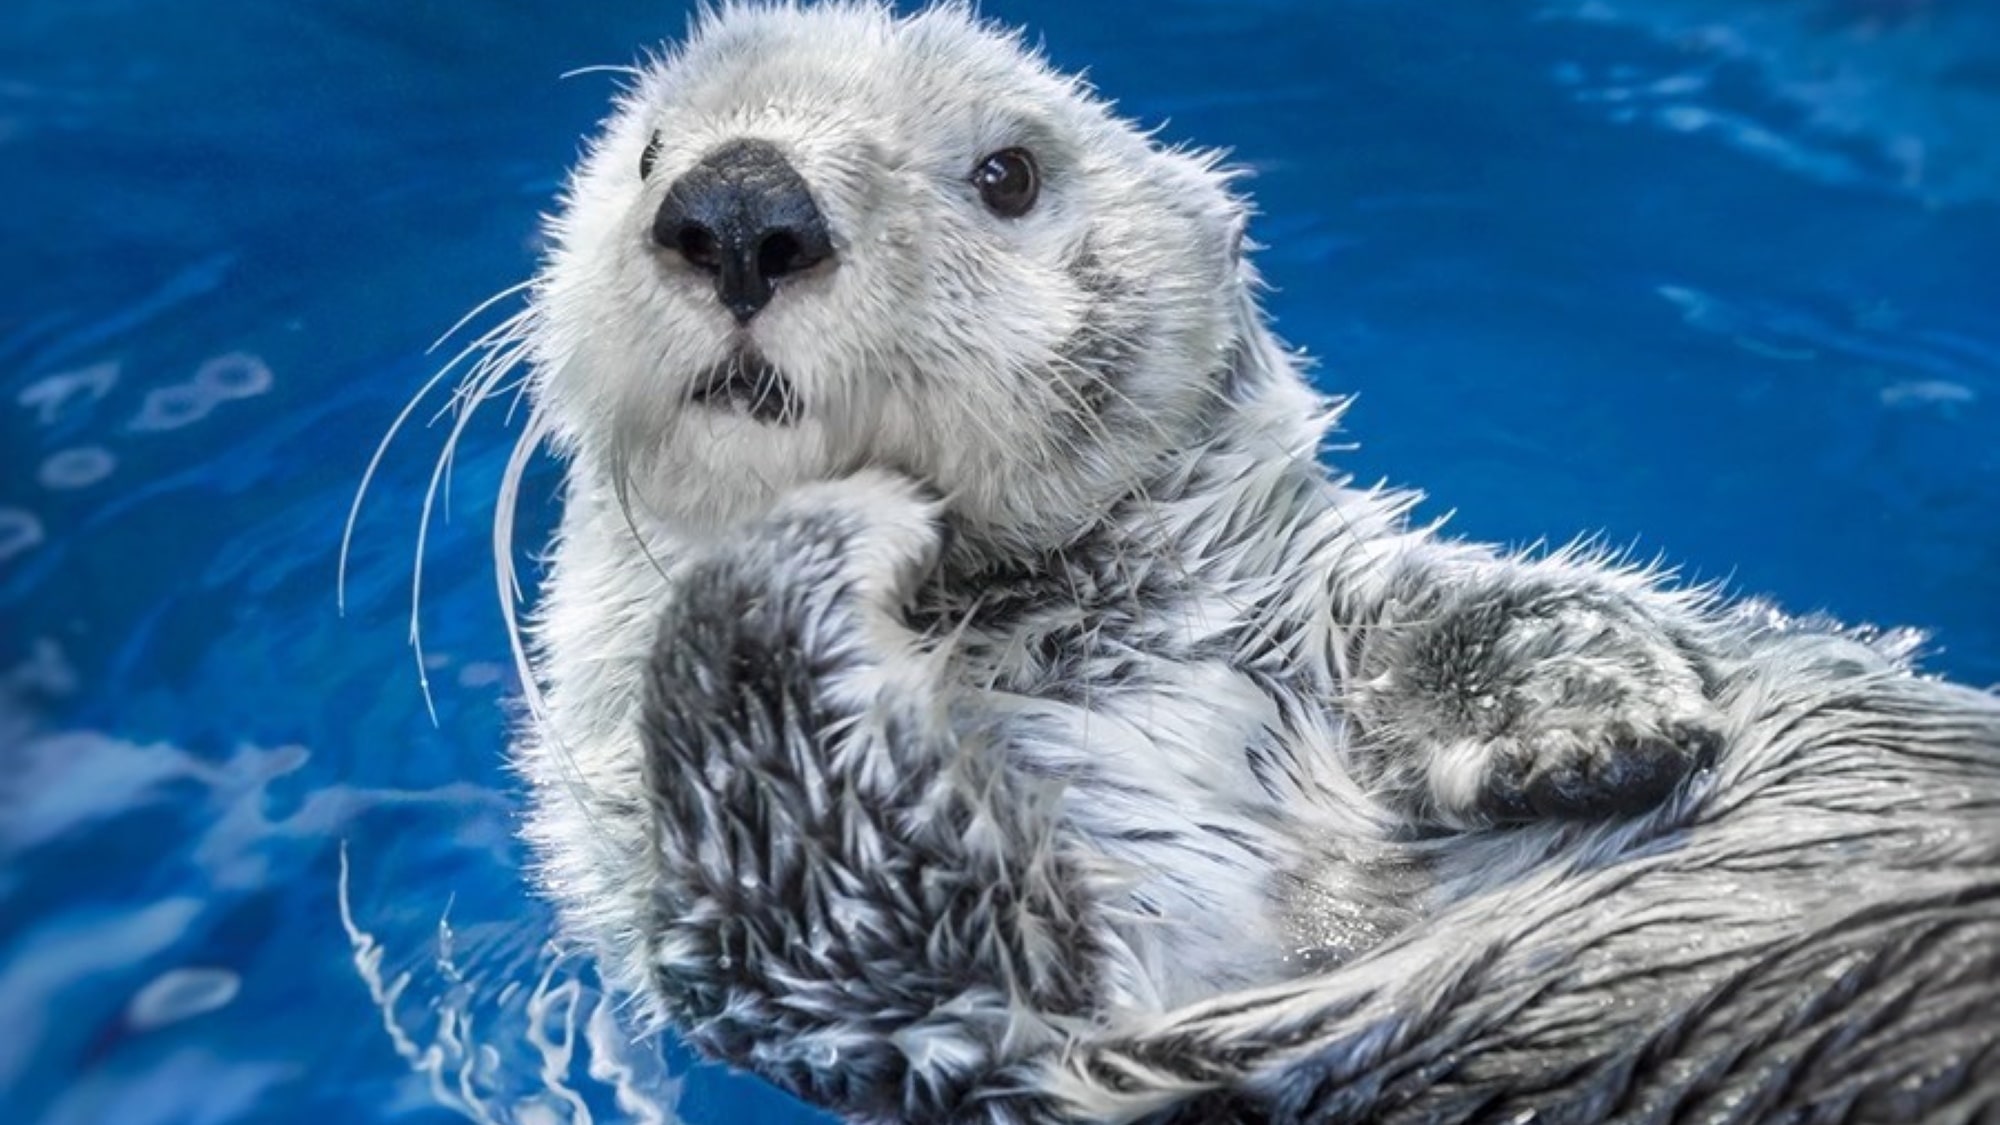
[339, 848, 681, 1125]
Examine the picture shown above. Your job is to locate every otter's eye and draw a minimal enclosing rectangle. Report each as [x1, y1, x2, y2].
[639, 133, 662, 181]
[972, 148, 1039, 218]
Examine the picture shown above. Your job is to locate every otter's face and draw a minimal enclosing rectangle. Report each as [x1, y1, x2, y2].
[533, 2, 1250, 555]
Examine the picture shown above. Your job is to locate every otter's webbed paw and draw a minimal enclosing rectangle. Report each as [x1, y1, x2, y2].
[638, 470, 1097, 1117]
[1353, 575, 1722, 829]
[698, 468, 949, 623]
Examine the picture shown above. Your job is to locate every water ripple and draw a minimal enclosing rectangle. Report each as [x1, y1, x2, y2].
[36, 446, 116, 490]
[1546, 0, 2000, 204]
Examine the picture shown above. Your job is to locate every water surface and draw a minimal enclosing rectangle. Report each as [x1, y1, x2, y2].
[3, 1, 1995, 1121]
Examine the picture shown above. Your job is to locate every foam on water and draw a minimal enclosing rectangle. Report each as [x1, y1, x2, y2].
[36, 447, 116, 491]
[17, 362, 119, 427]
[0, 508, 44, 563]
[126, 968, 244, 1033]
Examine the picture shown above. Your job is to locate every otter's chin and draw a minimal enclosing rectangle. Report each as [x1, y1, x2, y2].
[631, 405, 847, 539]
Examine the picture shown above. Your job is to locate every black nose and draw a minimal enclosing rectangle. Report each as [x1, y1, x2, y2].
[652, 139, 835, 323]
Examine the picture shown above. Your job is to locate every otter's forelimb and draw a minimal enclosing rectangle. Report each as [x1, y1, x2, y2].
[1335, 536, 1725, 829]
[636, 472, 1107, 1119]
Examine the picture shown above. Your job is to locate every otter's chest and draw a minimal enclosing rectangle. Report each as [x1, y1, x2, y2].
[976, 601, 1356, 799]
[924, 563, 1359, 808]
[924, 581, 1372, 1003]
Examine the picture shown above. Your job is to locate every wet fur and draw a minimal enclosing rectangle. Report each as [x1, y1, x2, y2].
[398, 3, 2000, 1121]
[1022, 633, 2000, 1124]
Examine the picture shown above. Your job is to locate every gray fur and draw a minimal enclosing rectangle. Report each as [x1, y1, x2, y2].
[1023, 629, 2000, 1125]
[453, 3, 2000, 1121]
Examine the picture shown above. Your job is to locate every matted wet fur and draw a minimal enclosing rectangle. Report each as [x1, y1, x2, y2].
[363, 2, 2000, 1121]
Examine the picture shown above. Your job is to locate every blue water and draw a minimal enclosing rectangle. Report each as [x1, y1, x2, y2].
[3, 1, 1995, 1122]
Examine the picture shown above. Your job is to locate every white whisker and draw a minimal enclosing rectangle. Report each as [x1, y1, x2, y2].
[498, 405, 624, 851]
[428, 279, 535, 356]
[342, 291, 538, 617]
[495, 405, 551, 721]
[560, 63, 645, 82]
[409, 320, 538, 723]
[341, 359, 458, 617]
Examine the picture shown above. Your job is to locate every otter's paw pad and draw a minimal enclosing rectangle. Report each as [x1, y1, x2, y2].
[1459, 715, 1722, 824]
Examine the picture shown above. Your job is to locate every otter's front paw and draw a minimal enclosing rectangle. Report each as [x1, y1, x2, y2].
[1356, 584, 1722, 828]
[756, 468, 947, 614]
[653, 469, 946, 716]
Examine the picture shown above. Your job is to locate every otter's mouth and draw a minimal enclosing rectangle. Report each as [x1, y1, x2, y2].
[686, 352, 800, 426]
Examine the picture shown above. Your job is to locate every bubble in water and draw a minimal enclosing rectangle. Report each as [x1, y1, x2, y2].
[36, 445, 116, 490]
[126, 967, 242, 1031]
[194, 352, 273, 400]
[128, 383, 216, 432]
[0, 509, 43, 563]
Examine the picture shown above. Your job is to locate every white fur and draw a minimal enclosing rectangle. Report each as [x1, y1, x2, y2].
[517, 0, 1303, 1014]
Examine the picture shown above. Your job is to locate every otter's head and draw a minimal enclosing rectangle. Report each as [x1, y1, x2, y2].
[531, 1, 1260, 557]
